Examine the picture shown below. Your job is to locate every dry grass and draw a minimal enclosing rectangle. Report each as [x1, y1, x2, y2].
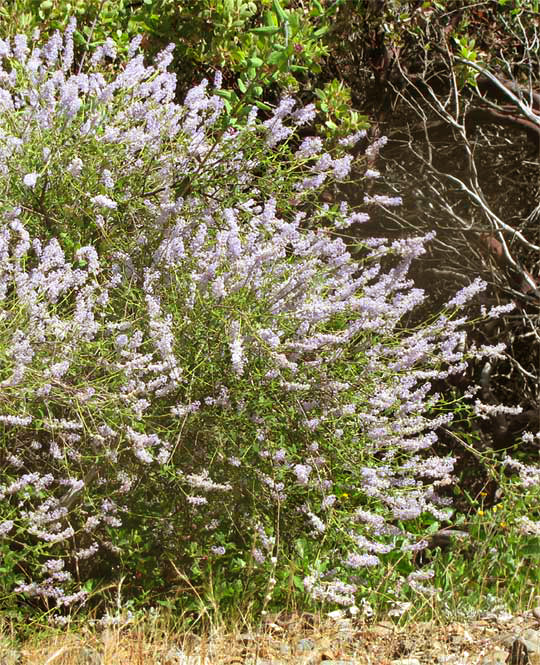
[2, 607, 539, 665]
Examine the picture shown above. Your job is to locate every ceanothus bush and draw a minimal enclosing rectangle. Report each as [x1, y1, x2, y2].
[0, 22, 502, 615]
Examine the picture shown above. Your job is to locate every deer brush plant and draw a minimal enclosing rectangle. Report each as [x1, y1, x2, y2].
[0, 21, 531, 622]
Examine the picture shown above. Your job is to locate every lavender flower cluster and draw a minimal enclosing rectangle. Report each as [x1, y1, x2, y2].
[0, 22, 523, 614]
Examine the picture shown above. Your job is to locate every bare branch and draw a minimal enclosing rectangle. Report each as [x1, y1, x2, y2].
[455, 56, 540, 127]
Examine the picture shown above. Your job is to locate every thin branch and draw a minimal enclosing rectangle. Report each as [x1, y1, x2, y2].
[454, 56, 540, 127]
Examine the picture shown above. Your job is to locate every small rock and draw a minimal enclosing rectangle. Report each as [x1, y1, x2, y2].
[391, 659, 421, 665]
[533, 607, 540, 622]
[480, 650, 508, 665]
[0, 649, 21, 665]
[523, 628, 540, 644]
[296, 638, 316, 652]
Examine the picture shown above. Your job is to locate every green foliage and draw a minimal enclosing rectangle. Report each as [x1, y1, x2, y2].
[314, 79, 369, 139]
[453, 35, 481, 88]
[430, 472, 540, 618]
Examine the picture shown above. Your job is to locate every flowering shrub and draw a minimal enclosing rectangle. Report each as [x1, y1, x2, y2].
[3, 0, 352, 131]
[0, 22, 509, 616]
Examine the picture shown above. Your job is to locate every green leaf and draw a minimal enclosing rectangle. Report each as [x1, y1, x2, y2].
[293, 574, 304, 591]
[255, 100, 272, 111]
[313, 26, 329, 38]
[250, 26, 281, 35]
[268, 51, 286, 65]
[83, 579, 96, 592]
[264, 10, 278, 26]
[237, 78, 247, 93]
[247, 56, 264, 68]
[287, 12, 300, 30]
[426, 520, 441, 534]
[214, 89, 233, 100]
[522, 539, 540, 558]
[272, 0, 288, 23]
[326, 2, 340, 15]
[312, 0, 324, 15]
